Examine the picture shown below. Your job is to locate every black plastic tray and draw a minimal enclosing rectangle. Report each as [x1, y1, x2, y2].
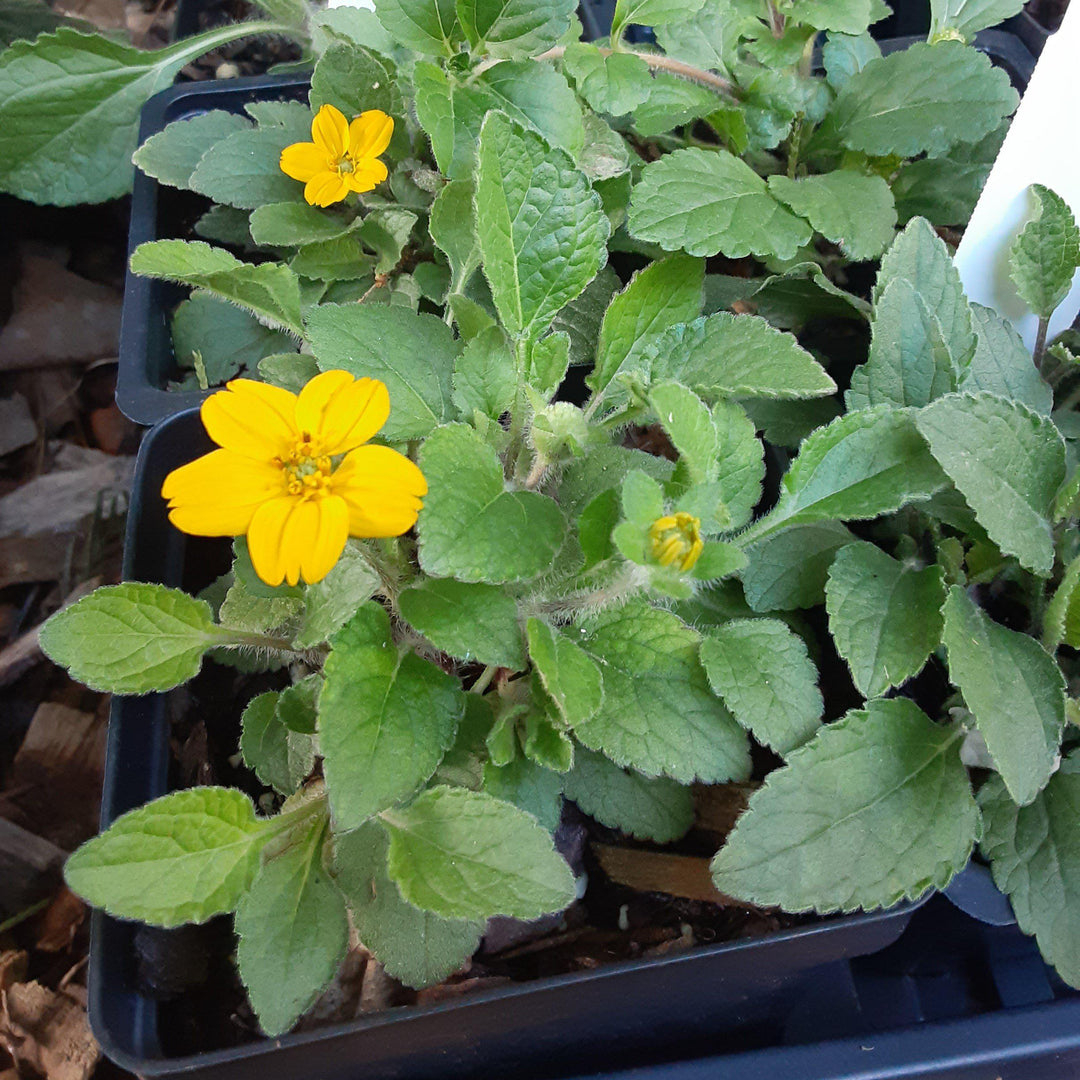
[90, 407, 926, 1079]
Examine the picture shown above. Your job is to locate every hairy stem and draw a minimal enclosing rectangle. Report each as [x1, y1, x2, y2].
[475, 45, 738, 102]
[469, 663, 500, 694]
[1034, 315, 1050, 370]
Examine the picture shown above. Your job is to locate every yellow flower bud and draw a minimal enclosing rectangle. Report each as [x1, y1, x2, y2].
[648, 512, 704, 572]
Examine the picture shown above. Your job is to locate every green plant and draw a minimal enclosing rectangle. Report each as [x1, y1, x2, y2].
[24, 0, 1080, 1042]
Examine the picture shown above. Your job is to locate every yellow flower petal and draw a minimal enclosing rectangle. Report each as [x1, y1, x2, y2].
[332, 444, 427, 537]
[304, 169, 351, 207]
[295, 372, 389, 455]
[346, 157, 388, 194]
[162, 450, 284, 535]
[348, 110, 394, 160]
[311, 103, 349, 159]
[200, 379, 299, 458]
[246, 497, 298, 586]
[294, 495, 350, 584]
[279, 141, 328, 182]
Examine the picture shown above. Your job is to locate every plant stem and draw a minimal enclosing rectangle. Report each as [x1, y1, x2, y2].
[506, 337, 530, 477]
[474, 45, 738, 102]
[786, 117, 803, 179]
[765, 0, 785, 38]
[470, 663, 499, 694]
[1034, 315, 1050, 370]
[162, 18, 308, 65]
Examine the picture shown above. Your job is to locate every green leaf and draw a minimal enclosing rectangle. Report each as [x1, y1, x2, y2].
[130, 240, 303, 336]
[189, 123, 308, 210]
[739, 397, 841, 449]
[916, 393, 1066, 576]
[39, 582, 228, 694]
[1044, 555, 1080, 652]
[650, 381, 718, 484]
[320, 603, 465, 829]
[821, 31, 881, 90]
[171, 292, 295, 386]
[825, 541, 946, 698]
[310, 42, 400, 119]
[574, 602, 750, 784]
[332, 822, 482, 988]
[483, 755, 564, 830]
[276, 674, 319, 734]
[417, 423, 566, 583]
[552, 265, 620, 368]
[767, 172, 896, 262]
[588, 253, 703, 402]
[236, 818, 348, 1036]
[654, 1, 749, 75]
[752, 407, 946, 541]
[475, 112, 608, 340]
[293, 544, 380, 648]
[452, 325, 515, 420]
[457, 0, 576, 58]
[132, 110, 251, 191]
[249, 202, 357, 248]
[979, 756, 1080, 989]
[240, 692, 315, 796]
[220, 573, 302, 634]
[360, 206, 418, 274]
[243, 99, 313, 139]
[400, 578, 525, 670]
[713, 700, 977, 911]
[1009, 184, 1080, 321]
[847, 280, 957, 410]
[0, 27, 268, 205]
[961, 303, 1053, 414]
[930, 0, 1026, 42]
[646, 312, 835, 402]
[825, 41, 1018, 159]
[741, 522, 856, 612]
[527, 332, 571, 396]
[374, 0, 459, 55]
[430, 178, 480, 290]
[563, 43, 652, 117]
[699, 618, 822, 755]
[0, 0, 69, 49]
[785, 0, 879, 32]
[305, 304, 460, 441]
[64, 788, 265, 926]
[563, 745, 693, 842]
[873, 217, 976, 363]
[611, 0, 704, 37]
[526, 618, 604, 726]
[628, 147, 812, 260]
[195, 204, 254, 248]
[942, 586, 1065, 805]
[705, 400, 765, 530]
[383, 786, 576, 919]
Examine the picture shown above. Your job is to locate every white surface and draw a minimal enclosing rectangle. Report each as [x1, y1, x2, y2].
[953, 6, 1080, 347]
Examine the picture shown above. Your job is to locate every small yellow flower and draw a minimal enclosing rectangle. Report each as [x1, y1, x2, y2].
[280, 103, 393, 208]
[649, 512, 704, 572]
[161, 373, 426, 587]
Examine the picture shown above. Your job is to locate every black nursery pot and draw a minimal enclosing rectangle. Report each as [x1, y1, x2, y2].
[92, 407, 924, 1079]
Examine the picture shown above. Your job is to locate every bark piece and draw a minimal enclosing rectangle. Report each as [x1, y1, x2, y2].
[592, 843, 739, 905]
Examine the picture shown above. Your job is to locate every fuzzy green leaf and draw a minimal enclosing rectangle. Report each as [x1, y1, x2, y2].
[712, 700, 978, 912]
[961, 303, 1053, 414]
[825, 542, 946, 698]
[563, 42, 651, 117]
[563, 745, 693, 842]
[240, 692, 315, 796]
[430, 178, 480, 288]
[305, 304, 460, 441]
[293, 544, 380, 649]
[476, 112, 608, 340]
[611, 0, 704, 37]
[373, 0, 459, 55]
[1044, 555, 1080, 652]
[64, 788, 265, 926]
[821, 31, 881, 90]
[451, 325, 515, 420]
[826, 41, 1018, 159]
[400, 578, 525, 669]
[417, 423, 565, 583]
[130, 240, 303, 335]
[384, 786, 576, 919]
[310, 42, 400, 118]
[628, 147, 812, 260]
[930, 0, 1027, 42]
[942, 586, 1064, 806]
[133, 110, 251, 190]
[573, 602, 751, 784]
[767, 172, 896, 261]
[1009, 184, 1080, 321]
[40, 583, 227, 694]
[916, 393, 1065, 576]
[320, 603, 465, 829]
[979, 757, 1080, 989]
[741, 522, 856, 612]
[332, 822, 483, 988]
[189, 123, 308, 210]
[700, 618, 822, 755]
[483, 755, 564, 830]
[458, 0, 576, 57]
[526, 617, 604, 726]
[236, 818, 348, 1036]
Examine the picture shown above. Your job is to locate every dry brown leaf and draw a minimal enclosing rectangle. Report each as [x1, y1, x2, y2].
[35, 889, 86, 954]
[0, 979, 100, 1080]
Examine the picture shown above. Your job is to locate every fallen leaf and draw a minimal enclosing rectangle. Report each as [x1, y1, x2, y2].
[35, 889, 86, 954]
[0, 979, 100, 1080]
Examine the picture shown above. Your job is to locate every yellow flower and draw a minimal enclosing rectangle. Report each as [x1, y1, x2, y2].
[161, 373, 426, 587]
[279, 103, 393, 208]
[648, 512, 704, 572]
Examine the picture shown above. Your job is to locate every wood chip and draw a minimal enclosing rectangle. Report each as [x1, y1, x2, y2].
[34, 889, 86, 954]
[592, 844, 740, 906]
[693, 782, 758, 839]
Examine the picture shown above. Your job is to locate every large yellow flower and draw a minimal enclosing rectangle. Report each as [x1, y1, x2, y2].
[162, 373, 426, 587]
[280, 103, 393, 207]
